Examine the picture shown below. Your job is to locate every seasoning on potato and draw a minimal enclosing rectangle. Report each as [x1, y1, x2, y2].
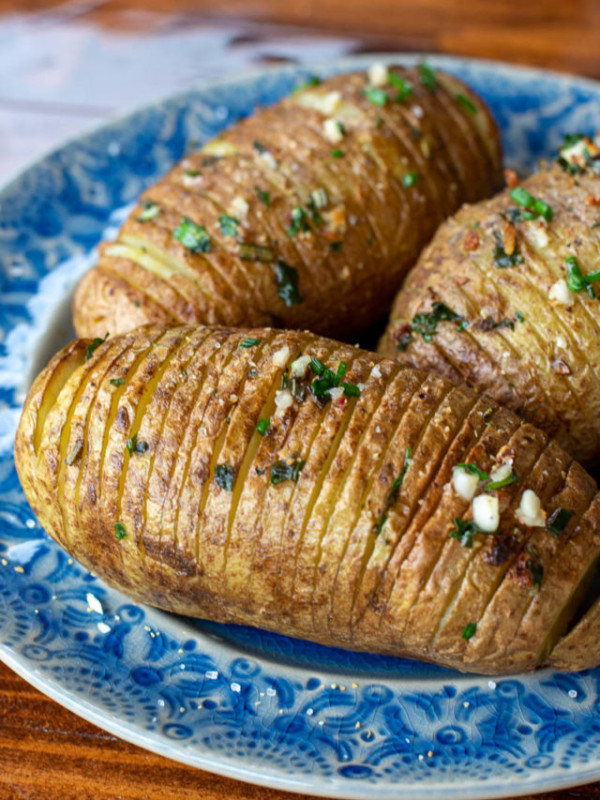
[72, 64, 503, 341]
[379, 137, 600, 464]
[15, 325, 600, 674]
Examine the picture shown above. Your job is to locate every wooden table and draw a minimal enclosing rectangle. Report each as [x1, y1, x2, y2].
[2, 1, 600, 798]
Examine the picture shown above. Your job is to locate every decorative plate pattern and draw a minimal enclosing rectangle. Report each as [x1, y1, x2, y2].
[2, 55, 600, 800]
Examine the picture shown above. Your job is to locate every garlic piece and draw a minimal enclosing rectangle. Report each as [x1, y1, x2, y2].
[274, 389, 294, 414]
[272, 346, 290, 368]
[290, 354, 312, 378]
[472, 495, 499, 532]
[516, 489, 546, 528]
[452, 466, 480, 501]
[367, 62, 389, 87]
[323, 118, 344, 144]
[489, 463, 512, 484]
[549, 279, 570, 304]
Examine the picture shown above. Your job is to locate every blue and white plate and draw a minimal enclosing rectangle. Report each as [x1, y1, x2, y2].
[2, 55, 600, 800]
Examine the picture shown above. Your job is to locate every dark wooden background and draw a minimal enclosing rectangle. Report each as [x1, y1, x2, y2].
[2, 1, 600, 798]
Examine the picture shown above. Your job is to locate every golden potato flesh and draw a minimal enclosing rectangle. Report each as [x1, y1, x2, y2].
[15, 326, 600, 674]
[73, 65, 503, 341]
[379, 154, 600, 465]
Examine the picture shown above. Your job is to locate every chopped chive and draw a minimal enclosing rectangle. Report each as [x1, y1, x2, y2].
[114, 522, 126, 541]
[136, 200, 161, 222]
[449, 517, 488, 548]
[239, 337, 261, 348]
[85, 333, 108, 361]
[418, 62, 437, 91]
[219, 214, 239, 237]
[255, 186, 270, 206]
[110, 377, 125, 387]
[411, 302, 466, 342]
[215, 464, 236, 491]
[363, 86, 388, 106]
[274, 260, 303, 306]
[126, 433, 138, 455]
[389, 73, 413, 101]
[486, 471, 518, 491]
[509, 187, 554, 222]
[310, 357, 326, 375]
[515, 311, 525, 323]
[547, 507, 573, 536]
[256, 418, 270, 436]
[456, 462, 489, 481]
[402, 171, 419, 187]
[331, 148, 345, 158]
[287, 206, 311, 236]
[173, 217, 211, 253]
[336, 361, 348, 379]
[342, 382, 361, 397]
[456, 93, 478, 114]
[462, 622, 477, 640]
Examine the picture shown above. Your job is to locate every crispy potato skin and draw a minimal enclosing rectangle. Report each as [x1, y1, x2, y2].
[379, 163, 600, 464]
[73, 66, 503, 342]
[16, 325, 600, 673]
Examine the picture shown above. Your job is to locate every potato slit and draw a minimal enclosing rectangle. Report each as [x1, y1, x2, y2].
[113, 330, 189, 560]
[346, 386, 480, 636]
[196, 332, 281, 570]
[33, 346, 86, 455]
[97, 263, 180, 321]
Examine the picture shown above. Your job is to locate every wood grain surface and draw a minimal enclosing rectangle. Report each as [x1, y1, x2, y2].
[2, 1, 600, 799]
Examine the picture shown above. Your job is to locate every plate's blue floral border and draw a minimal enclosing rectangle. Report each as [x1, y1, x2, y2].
[2, 55, 600, 800]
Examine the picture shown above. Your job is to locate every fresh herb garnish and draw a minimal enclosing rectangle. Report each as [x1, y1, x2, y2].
[219, 214, 239, 237]
[173, 217, 211, 253]
[509, 186, 554, 222]
[363, 87, 388, 106]
[274, 260, 303, 306]
[287, 206, 311, 236]
[402, 171, 420, 188]
[294, 74, 321, 92]
[547, 507, 573, 536]
[493, 229, 524, 268]
[256, 418, 270, 436]
[136, 200, 161, 222]
[566, 255, 600, 297]
[402, 302, 467, 347]
[486, 471, 517, 491]
[389, 73, 413, 101]
[240, 337, 261, 348]
[215, 464, 236, 491]
[462, 622, 477, 640]
[457, 463, 489, 481]
[238, 242, 274, 262]
[309, 359, 361, 402]
[456, 93, 478, 114]
[255, 186, 270, 206]
[114, 522, 126, 541]
[85, 333, 108, 361]
[127, 433, 139, 455]
[331, 148, 345, 158]
[449, 517, 488, 549]
[418, 62, 437, 91]
[515, 310, 525, 323]
[110, 377, 125, 387]
[270, 455, 306, 485]
[253, 140, 268, 154]
[342, 383, 361, 397]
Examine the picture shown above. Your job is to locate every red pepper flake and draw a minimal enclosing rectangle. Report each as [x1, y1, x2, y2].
[586, 195, 600, 206]
[463, 231, 480, 252]
[504, 169, 519, 188]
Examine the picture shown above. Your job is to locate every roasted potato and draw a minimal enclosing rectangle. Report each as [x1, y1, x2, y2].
[73, 64, 503, 341]
[15, 325, 600, 674]
[379, 144, 600, 464]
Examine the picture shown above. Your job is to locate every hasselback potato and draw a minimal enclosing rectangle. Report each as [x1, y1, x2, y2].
[15, 325, 600, 674]
[73, 64, 503, 341]
[379, 140, 600, 464]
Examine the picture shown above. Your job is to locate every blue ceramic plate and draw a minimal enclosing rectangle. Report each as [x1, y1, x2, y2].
[2, 54, 600, 800]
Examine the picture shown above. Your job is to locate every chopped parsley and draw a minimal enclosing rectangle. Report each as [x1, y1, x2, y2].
[85, 333, 108, 361]
[462, 622, 477, 640]
[566, 255, 600, 297]
[331, 148, 345, 158]
[114, 522, 127, 541]
[238, 242, 274, 262]
[126, 433, 149, 455]
[375, 446, 412, 535]
[418, 62, 437, 91]
[239, 337, 261, 348]
[255, 186, 270, 206]
[457, 462, 489, 481]
[456, 93, 478, 114]
[173, 217, 211, 253]
[515, 311, 525, 323]
[363, 87, 388, 106]
[270, 455, 306, 485]
[110, 377, 125, 387]
[309, 359, 361, 402]
[547, 507, 573, 536]
[256, 418, 270, 436]
[509, 186, 554, 222]
[399, 302, 467, 349]
[402, 171, 420, 188]
[287, 206, 311, 236]
[215, 464, 236, 491]
[274, 260, 303, 306]
[493, 229, 524, 268]
[219, 214, 239, 237]
[136, 200, 161, 222]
